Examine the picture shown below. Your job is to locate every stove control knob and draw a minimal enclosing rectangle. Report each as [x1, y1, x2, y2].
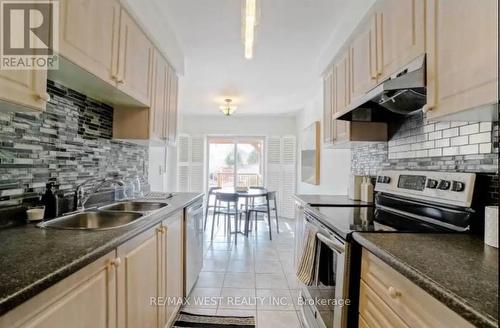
[438, 180, 451, 190]
[452, 181, 465, 192]
[377, 176, 384, 183]
[383, 176, 391, 183]
[426, 179, 438, 189]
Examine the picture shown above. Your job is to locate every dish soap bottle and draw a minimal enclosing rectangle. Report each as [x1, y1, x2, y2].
[361, 176, 374, 203]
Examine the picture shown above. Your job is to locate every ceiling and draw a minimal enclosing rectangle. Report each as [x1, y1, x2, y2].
[150, 0, 374, 116]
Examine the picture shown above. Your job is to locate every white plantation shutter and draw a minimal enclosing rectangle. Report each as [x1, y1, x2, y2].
[190, 136, 205, 192]
[266, 135, 297, 218]
[281, 136, 296, 218]
[176, 134, 205, 192]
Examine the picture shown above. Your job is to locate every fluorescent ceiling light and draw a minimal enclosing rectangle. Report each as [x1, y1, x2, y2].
[243, 0, 257, 59]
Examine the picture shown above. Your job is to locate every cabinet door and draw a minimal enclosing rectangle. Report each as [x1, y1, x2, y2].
[116, 8, 154, 106]
[162, 211, 184, 326]
[323, 68, 334, 144]
[333, 52, 350, 144]
[151, 51, 168, 141]
[0, 69, 48, 111]
[166, 67, 179, 145]
[117, 225, 161, 328]
[333, 51, 350, 114]
[350, 14, 377, 102]
[376, 0, 425, 80]
[59, 0, 120, 86]
[0, 252, 117, 328]
[426, 0, 498, 120]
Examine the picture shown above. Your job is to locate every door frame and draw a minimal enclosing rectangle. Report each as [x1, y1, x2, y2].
[205, 135, 266, 191]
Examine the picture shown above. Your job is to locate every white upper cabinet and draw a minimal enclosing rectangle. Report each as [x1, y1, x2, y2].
[0, 69, 48, 111]
[59, 0, 120, 86]
[425, 0, 498, 121]
[375, 0, 425, 81]
[116, 8, 154, 107]
[350, 14, 378, 103]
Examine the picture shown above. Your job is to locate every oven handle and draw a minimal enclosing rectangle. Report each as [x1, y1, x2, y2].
[316, 233, 345, 254]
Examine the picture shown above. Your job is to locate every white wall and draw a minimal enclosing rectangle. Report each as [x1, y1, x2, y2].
[179, 115, 297, 136]
[296, 82, 351, 195]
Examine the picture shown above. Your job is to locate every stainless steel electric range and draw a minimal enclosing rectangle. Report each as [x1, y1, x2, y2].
[299, 170, 488, 328]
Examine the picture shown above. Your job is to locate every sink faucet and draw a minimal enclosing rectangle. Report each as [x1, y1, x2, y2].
[75, 173, 126, 211]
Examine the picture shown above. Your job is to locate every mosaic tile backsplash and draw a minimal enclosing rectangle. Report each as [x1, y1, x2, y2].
[351, 111, 499, 205]
[0, 80, 148, 207]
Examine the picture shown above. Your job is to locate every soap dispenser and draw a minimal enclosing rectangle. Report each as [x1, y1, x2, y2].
[41, 182, 57, 219]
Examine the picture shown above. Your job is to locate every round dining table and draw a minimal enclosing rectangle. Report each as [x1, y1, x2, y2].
[213, 188, 268, 235]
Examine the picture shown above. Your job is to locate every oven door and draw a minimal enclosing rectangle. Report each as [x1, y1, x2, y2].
[301, 219, 349, 328]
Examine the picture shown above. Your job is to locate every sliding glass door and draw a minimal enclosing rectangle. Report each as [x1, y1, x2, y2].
[207, 137, 264, 189]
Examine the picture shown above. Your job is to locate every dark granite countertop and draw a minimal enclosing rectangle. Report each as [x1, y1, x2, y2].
[294, 194, 373, 207]
[353, 233, 499, 328]
[0, 192, 203, 317]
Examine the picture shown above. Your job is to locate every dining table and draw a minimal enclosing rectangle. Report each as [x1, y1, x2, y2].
[213, 188, 268, 235]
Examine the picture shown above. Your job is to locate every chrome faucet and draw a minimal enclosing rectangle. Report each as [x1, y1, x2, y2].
[75, 173, 126, 211]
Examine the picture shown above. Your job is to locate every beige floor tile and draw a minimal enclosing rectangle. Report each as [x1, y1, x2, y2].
[255, 273, 288, 289]
[195, 272, 225, 288]
[227, 259, 255, 272]
[255, 259, 283, 274]
[256, 289, 294, 310]
[223, 272, 256, 288]
[257, 310, 301, 328]
[186, 287, 222, 309]
[219, 288, 257, 310]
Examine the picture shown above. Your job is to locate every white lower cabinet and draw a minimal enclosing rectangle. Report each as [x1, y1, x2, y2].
[0, 212, 186, 328]
[0, 252, 117, 328]
[117, 224, 162, 328]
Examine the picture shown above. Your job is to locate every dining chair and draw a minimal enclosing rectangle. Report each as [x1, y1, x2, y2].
[204, 187, 222, 230]
[247, 191, 279, 240]
[211, 192, 240, 245]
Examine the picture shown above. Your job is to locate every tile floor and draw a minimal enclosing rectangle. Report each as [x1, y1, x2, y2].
[183, 214, 306, 328]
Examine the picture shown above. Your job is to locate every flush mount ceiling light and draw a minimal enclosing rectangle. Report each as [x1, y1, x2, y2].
[220, 99, 237, 116]
[242, 0, 259, 59]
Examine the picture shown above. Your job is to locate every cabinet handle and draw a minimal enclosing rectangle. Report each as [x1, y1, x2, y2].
[422, 104, 433, 113]
[110, 257, 122, 267]
[37, 93, 50, 102]
[156, 226, 166, 234]
[388, 286, 401, 299]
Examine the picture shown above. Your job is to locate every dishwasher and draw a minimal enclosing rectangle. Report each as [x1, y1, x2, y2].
[184, 199, 204, 295]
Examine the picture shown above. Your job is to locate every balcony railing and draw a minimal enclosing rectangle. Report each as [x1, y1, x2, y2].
[211, 172, 262, 188]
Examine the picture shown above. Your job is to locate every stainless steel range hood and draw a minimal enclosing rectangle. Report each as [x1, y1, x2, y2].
[335, 55, 426, 122]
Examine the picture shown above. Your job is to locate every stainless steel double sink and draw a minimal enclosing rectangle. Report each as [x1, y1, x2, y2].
[38, 201, 168, 231]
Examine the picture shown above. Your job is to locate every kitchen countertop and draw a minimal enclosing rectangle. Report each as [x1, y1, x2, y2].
[353, 232, 499, 328]
[294, 194, 373, 207]
[0, 192, 203, 317]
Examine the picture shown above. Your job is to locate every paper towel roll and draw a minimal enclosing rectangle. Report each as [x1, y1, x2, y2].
[484, 206, 498, 248]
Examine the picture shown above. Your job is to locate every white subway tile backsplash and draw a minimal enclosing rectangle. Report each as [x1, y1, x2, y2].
[451, 135, 469, 146]
[451, 122, 469, 128]
[480, 143, 492, 154]
[480, 122, 493, 132]
[442, 128, 459, 138]
[443, 147, 459, 156]
[416, 150, 428, 158]
[422, 140, 435, 149]
[469, 132, 491, 144]
[459, 144, 479, 155]
[428, 148, 442, 157]
[423, 124, 435, 133]
[435, 122, 451, 130]
[428, 131, 442, 140]
[459, 123, 479, 135]
[435, 138, 450, 148]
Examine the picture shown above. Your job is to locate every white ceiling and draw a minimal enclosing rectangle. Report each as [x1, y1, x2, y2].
[148, 0, 374, 116]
